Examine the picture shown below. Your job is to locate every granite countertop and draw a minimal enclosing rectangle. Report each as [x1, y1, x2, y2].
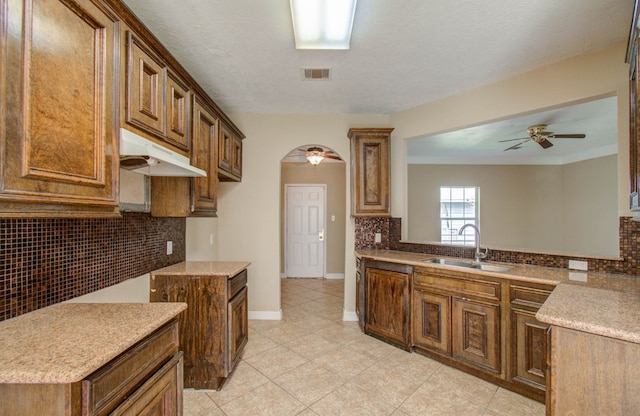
[356, 249, 640, 344]
[151, 261, 251, 277]
[0, 302, 187, 384]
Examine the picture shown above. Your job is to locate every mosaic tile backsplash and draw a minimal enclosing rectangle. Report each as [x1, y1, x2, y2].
[355, 217, 640, 276]
[0, 213, 185, 321]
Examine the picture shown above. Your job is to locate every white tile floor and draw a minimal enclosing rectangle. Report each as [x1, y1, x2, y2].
[184, 278, 545, 415]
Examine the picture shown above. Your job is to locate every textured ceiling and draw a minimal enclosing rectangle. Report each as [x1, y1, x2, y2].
[121, 0, 633, 115]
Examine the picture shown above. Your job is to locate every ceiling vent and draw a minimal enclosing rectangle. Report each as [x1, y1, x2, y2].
[301, 68, 331, 80]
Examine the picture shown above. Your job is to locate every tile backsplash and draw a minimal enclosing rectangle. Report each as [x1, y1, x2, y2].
[0, 213, 185, 321]
[355, 217, 640, 276]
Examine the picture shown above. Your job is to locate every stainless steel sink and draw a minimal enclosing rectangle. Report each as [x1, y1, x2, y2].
[422, 258, 511, 272]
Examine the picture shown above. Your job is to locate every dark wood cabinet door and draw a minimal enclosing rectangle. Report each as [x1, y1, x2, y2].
[452, 297, 500, 373]
[218, 123, 233, 174]
[348, 128, 393, 217]
[510, 309, 549, 391]
[628, 2, 640, 210]
[231, 134, 243, 179]
[126, 32, 166, 138]
[365, 267, 410, 347]
[110, 353, 183, 416]
[0, 0, 119, 216]
[165, 70, 191, 152]
[356, 267, 364, 330]
[151, 274, 226, 390]
[412, 289, 450, 354]
[218, 122, 242, 182]
[191, 97, 218, 216]
[227, 287, 248, 372]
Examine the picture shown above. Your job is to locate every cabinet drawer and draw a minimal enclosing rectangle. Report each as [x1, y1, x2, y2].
[414, 270, 500, 302]
[510, 285, 552, 310]
[83, 320, 179, 416]
[228, 270, 247, 300]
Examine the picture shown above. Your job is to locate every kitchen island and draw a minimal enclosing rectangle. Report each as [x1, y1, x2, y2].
[0, 302, 187, 415]
[151, 261, 251, 390]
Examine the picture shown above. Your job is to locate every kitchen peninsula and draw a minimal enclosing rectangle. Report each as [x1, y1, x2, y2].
[356, 249, 640, 413]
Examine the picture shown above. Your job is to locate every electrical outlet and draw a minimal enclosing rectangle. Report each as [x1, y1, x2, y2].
[209, 234, 214, 245]
[374, 232, 382, 243]
[166, 241, 173, 255]
[568, 259, 588, 271]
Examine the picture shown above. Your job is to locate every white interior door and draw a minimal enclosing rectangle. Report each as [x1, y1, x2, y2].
[286, 185, 326, 278]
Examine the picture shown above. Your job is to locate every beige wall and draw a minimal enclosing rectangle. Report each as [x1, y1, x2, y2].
[280, 162, 346, 276]
[215, 114, 390, 316]
[407, 155, 618, 256]
[390, 42, 630, 234]
[196, 42, 630, 318]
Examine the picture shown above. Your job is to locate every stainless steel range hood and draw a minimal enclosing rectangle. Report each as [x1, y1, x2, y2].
[119, 128, 206, 177]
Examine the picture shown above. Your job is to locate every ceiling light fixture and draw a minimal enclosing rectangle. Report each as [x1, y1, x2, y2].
[305, 147, 325, 165]
[289, 0, 357, 50]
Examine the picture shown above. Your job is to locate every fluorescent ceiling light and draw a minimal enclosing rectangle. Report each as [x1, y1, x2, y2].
[290, 0, 357, 50]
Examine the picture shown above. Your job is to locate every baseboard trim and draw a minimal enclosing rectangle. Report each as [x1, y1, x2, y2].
[326, 273, 345, 280]
[343, 310, 358, 322]
[249, 310, 283, 320]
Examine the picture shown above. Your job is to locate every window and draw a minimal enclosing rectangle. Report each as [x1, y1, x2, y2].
[440, 186, 479, 245]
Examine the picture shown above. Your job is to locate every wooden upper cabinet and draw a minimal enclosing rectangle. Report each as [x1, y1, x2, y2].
[166, 70, 191, 151]
[628, 0, 640, 211]
[124, 31, 190, 152]
[191, 96, 219, 216]
[218, 121, 243, 182]
[0, 0, 120, 217]
[126, 32, 165, 138]
[150, 96, 218, 218]
[348, 128, 393, 217]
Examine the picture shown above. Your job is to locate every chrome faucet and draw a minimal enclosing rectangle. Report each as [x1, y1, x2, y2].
[458, 224, 489, 262]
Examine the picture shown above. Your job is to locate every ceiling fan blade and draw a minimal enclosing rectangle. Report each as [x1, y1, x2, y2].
[499, 137, 528, 143]
[324, 154, 342, 160]
[504, 141, 527, 151]
[550, 134, 586, 139]
[538, 139, 554, 149]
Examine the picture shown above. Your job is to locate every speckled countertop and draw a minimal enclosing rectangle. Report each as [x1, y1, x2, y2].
[0, 302, 186, 384]
[151, 261, 251, 277]
[356, 250, 640, 344]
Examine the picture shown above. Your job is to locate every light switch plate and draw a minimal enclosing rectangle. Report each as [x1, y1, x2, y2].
[167, 241, 173, 255]
[374, 233, 382, 243]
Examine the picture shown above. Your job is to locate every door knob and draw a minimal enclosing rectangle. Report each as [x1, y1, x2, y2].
[318, 228, 325, 241]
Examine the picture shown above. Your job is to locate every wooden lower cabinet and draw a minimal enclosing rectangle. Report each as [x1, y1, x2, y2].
[412, 269, 501, 375]
[227, 287, 249, 372]
[510, 309, 549, 390]
[355, 257, 365, 330]
[0, 320, 183, 416]
[364, 261, 412, 350]
[412, 289, 450, 354]
[404, 265, 551, 403]
[452, 297, 501, 373]
[548, 326, 640, 415]
[150, 269, 248, 390]
[508, 282, 552, 402]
